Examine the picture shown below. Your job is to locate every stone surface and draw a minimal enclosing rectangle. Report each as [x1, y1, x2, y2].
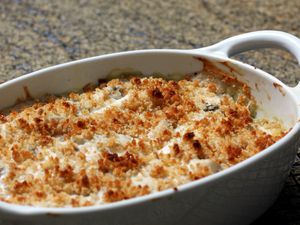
[0, 0, 300, 224]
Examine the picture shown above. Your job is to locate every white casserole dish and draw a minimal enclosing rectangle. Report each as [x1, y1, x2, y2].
[0, 30, 300, 225]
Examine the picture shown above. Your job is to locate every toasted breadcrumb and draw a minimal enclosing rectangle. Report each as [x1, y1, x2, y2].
[0, 72, 286, 207]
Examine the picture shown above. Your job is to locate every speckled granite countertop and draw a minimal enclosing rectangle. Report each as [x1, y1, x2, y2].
[0, 0, 300, 224]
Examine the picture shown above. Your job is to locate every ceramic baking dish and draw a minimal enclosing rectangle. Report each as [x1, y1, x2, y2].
[0, 30, 299, 225]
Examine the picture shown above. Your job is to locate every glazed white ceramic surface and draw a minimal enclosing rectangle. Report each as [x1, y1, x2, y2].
[0, 31, 300, 225]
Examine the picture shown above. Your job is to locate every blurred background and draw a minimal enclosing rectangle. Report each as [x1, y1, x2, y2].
[0, 0, 299, 224]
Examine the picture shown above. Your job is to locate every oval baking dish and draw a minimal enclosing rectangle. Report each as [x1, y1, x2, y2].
[0, 31, 300, 225]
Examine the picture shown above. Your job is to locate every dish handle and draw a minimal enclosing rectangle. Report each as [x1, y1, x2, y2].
[198, 30, 300, 102]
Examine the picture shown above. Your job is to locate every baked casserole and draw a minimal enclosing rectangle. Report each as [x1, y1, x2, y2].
[0, 68, 286, 207]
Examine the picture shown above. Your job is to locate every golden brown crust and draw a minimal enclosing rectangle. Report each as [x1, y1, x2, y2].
[0, 72, 285, 207]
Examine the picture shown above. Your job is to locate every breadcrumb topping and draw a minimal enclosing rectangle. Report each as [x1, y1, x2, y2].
[0, 71, 286, 207]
